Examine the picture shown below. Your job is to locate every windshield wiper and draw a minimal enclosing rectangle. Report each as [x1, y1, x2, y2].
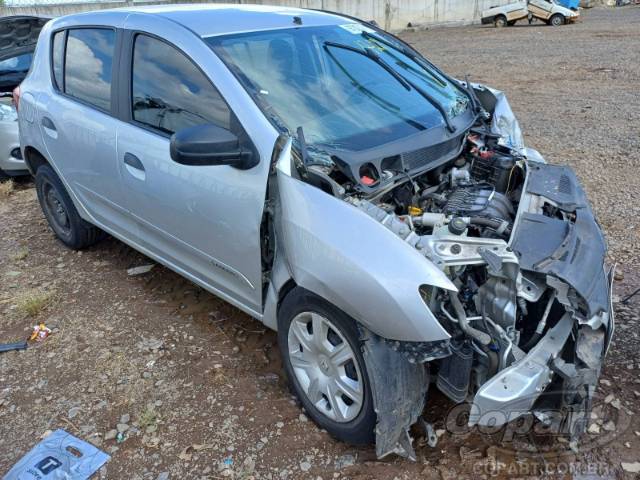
[323, 44, 428, 132]
[324, 41, 411, 91]
[361, 31, 476, 120]
[324, 41, 456, 133]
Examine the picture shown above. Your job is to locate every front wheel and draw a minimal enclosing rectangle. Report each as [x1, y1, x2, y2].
[494, 15, 507, 27]
[549, 14, 565, 26]
[278, 288, 375, 445]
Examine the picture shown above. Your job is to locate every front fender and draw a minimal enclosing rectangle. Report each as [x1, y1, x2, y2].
[275, 141, 455, 342]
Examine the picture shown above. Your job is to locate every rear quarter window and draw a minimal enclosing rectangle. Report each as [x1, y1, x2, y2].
[63, 28, 115, 111]
[51, 31, 65, 90]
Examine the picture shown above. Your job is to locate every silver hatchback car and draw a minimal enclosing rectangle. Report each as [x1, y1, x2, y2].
[19, 5, 613, 459]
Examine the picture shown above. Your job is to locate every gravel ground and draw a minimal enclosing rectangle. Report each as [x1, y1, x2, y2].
[1, 6, 639, 480]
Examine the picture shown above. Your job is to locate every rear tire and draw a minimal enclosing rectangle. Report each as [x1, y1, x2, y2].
[35, 164, 106, 249]
[278, 287, 376, 445]
[549, 13, 565, 26]
[494, 15, 508, 27]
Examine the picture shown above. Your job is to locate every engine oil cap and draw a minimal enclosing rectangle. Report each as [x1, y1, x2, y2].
[448, 217, 467, 235]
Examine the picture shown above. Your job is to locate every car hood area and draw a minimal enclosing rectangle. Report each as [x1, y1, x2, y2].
[0, 16, 49, 62]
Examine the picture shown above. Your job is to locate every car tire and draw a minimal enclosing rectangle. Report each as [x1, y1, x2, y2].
[35, 164, 106, 249]
[0, 169, 9, 181]
[494, 15, 507, 27]
[549, 14, 565, 26]
[278, 287, 376, 445]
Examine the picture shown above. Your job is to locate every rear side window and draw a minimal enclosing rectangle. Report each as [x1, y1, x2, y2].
[51, 31, 65, 89]
[131, 34, 230, 135]
[64, 28, 115, 111]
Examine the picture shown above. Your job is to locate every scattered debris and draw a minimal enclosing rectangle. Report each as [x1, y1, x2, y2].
[0, 340, 27, 353]
[621, 462, 640, 473]
[127, 264, 155, 276]
[334, 454, 356, 470]
[29, 323, 52, 342]
[3, 429, 109, 480]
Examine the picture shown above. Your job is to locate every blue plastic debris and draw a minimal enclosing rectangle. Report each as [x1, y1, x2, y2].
[3, 429, 110, 480]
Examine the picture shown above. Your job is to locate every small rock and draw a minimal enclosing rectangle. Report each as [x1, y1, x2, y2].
[127, 264, 155, 276]
[604, 393, 614, 404]
[300, 461, 312, 472]
[120, 413, 130, 424]
[587, 423, 600, 434]
[68, 407, 81, 419]
[602, 420, 615, 432]
[156, 472, 169, 480]
[299, 414, 308, 423]
[276, 421, 284, 429]
[611, 398, 622, 410]
[105, 430, 118, 441]
[117, 423, 129, 433]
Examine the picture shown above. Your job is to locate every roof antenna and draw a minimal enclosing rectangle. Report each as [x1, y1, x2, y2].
[293, 16, 303, 25]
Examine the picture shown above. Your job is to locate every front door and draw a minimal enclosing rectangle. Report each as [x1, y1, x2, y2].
[115, 31, 265, 315]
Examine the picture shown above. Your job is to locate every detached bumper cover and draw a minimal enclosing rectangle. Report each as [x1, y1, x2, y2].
[511, 163, 609, 319]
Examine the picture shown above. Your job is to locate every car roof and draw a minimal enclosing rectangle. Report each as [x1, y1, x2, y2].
[62, 4, 353, 38]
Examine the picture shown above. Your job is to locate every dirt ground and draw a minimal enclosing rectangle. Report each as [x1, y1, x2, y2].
[1, 6, 640, 480]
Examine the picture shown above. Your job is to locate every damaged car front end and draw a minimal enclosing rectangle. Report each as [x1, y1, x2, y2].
[208, 17, 612, 460]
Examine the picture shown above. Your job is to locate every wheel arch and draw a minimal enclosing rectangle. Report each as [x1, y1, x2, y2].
[23, 145, 50, 175]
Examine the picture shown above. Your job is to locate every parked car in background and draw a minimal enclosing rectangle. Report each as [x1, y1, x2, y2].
[482, 0, 579, 27]
[0, 16, 48, 180]
[557, 0, 580, 10]
[18, 5, 612, 460]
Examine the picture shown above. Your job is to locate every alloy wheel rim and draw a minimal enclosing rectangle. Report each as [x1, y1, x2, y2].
[287, 312, 364, 423]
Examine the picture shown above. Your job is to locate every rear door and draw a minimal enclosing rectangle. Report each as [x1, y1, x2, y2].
[38, 25, 135, 236]
[114, 19, 269, 316]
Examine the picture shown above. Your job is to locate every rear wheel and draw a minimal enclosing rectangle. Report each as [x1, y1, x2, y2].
[35, 165, 106, 249]
[278, 288, 375, 445]
[550, 13, 565, 26]
[494, 15, 508, 27]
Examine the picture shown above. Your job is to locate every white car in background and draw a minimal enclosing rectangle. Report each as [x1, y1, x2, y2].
[482, 0, 579, 27]
[0, 16, 48, 180]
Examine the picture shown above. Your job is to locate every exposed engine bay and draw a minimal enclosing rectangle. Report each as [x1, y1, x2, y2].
[272, 85, 613, 460]
[283, 93, 613, 447]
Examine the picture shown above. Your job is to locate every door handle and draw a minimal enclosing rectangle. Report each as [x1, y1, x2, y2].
[41, 116, 57, 131]
[124, 152, 145, 171]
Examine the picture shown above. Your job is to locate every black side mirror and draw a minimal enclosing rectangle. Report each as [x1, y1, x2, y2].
[170, 124, 255, 169]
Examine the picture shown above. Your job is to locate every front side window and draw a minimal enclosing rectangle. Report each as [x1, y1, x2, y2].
[207, 25, 470, 152]
[132, 34, 230, 135]
[64, 28, 115, 111]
